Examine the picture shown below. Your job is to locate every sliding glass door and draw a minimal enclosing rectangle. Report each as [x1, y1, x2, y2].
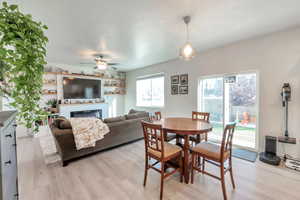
[198, 77, 224, 142]
[198, 72, 258, 150]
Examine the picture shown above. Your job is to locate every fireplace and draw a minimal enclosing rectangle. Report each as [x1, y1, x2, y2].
[70, 109, 102, 119]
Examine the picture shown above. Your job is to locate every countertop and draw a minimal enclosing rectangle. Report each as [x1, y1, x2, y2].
[0, 111, 17, 127]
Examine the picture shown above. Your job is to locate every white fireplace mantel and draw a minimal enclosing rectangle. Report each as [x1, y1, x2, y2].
[58, 103, 109, 119]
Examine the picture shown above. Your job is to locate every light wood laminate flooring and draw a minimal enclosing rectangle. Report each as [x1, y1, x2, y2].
[18, 136, 300, 200]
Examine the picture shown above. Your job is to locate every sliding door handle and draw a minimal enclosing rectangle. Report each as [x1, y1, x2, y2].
[4, 160, 11, 165]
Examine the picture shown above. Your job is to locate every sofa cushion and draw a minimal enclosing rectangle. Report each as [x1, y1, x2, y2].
[103, 116, 126, 123]
[125, 112, 149, 120]
[59, 119, 72, 129]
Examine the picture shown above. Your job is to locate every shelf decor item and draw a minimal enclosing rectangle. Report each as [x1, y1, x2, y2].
[0, 2, 49, 132]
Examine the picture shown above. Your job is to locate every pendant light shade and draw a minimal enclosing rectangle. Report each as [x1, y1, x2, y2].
[180, 42, 196, 60]
[179, 16, 196, 60]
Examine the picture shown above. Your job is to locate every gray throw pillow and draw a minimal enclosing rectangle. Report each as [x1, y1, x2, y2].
[104, 116, 126, 123]
[128, 109, 139, 114]
[125, 112, 149, 120]
[59, 119, 72, 129]
[53, 117, 65, 127]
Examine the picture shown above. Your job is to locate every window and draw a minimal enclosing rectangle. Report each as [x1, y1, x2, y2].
[136, 74, 164, 107]
[2, 96, 14, 111]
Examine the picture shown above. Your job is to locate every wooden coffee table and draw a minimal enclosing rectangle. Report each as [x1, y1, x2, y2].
[153, 117, 213, 183]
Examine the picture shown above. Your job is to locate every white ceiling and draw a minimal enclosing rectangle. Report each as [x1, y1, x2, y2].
[12, 0, 300, 71]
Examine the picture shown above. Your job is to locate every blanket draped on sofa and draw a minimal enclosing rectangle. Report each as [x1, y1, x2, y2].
[69, 118, 110, 150]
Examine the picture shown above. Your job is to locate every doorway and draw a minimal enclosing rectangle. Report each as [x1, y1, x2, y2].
[198, 72, 258, 150]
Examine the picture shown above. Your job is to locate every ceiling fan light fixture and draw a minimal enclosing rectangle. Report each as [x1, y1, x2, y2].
[179, 16, 196, 60]
[95, 58, 107, 70]
[95, 59, 108, 70]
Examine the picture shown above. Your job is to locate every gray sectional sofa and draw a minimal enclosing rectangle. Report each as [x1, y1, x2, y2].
[50, 110, 149, 166]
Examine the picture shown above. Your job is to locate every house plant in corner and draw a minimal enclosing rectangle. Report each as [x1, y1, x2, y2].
[0, 2, 48, 133]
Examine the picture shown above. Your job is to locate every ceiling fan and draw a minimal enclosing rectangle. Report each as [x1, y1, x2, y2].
[80, 54, 119, 71]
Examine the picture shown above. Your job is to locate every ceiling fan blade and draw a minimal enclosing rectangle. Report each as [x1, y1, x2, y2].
[107, 63, 119, 66]
[80, 62, 95, 65]
[93, 53, 111, 59]
[109, 66, 118, 71]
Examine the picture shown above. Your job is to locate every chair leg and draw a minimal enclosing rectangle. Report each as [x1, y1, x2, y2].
[202, 158, 205, 174]
[197, 153, 201, 166]
[160, 161, 165, 200]
[191, 153, 195, 184]
[180, 152, 183, 183]
[176, 136, 180, 144]
[143, 155, 148, 186]
[229, 157, 236, 189]
[220, 162, 227, 200]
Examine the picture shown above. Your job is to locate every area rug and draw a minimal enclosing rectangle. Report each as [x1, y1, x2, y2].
[37, 126, 61, 165]
[232, 148, 258, 162]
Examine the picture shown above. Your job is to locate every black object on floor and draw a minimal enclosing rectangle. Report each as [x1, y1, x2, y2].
[232, 148, 258, 162]
[259, 135, 281, 166]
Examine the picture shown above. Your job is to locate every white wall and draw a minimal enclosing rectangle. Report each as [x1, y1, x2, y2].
[125, 27, 300, 157]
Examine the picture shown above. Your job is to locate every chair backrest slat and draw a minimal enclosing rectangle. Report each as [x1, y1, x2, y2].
[154, 111, 162, 120]
[141, 120, 164, 158]
[192, 111, 210, 122]
[221, 124, 236, 160]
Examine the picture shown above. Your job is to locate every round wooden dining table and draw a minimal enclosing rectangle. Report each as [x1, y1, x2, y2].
[152, 117, 213, 184]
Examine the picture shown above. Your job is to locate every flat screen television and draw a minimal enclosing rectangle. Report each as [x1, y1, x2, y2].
[63, 77, 101, 99]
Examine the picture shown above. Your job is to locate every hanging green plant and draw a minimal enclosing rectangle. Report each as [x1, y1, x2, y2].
[0, 2, 49, 132]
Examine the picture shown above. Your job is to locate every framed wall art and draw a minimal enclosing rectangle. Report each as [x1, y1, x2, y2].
[171, 85, 179, 95]
[171, 75, 179, 84]
[179, 85, 188, 94]
[180, 74, 188, 85]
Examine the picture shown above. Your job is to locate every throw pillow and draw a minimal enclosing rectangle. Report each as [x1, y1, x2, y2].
[125, 112, 149, 120]
[103, 116, 126, 123]
[128, 109, 139, 114]
[59, 119, 72, 129]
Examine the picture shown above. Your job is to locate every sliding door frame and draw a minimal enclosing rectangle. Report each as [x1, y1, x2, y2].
[197, 70, 260, 152]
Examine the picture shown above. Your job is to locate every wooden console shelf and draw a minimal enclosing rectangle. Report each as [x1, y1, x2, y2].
[59, 102, 106, 106]
[44, 72, 125, 81]
[42, 92, 57, 95]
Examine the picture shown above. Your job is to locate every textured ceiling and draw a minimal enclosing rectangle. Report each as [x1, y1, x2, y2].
[12, 0, 300, 71]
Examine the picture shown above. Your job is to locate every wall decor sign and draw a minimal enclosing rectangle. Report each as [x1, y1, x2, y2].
[180, 74, 188, 85]
[224, 75, 236, 83]
[171, 75, 179, 84]
[171, 85, 179, 95]
[179, 86, 188, 94]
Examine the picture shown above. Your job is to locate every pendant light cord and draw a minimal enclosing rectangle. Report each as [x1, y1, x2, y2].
[186, 23, 190, 42]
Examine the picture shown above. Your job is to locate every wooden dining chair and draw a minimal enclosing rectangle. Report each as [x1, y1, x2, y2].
[141, 121, 183, 200]
[190, 124, 236, 200]
[154, 111, 177, 142]
[190, 111, 210, 145]
[176, 111, 210, 145]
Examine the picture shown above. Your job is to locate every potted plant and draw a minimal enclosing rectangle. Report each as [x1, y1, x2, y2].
[46, 99, 57, 108]
[0, 2, 49, 133]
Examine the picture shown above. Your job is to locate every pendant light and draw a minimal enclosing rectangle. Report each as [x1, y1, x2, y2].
[179, 16, 196, 60]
